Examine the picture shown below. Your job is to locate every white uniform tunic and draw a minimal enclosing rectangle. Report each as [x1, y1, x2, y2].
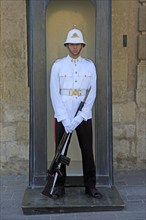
[50, 55, 96, 122]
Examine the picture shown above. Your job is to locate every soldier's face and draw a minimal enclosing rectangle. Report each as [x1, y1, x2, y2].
[67, 44, 83, 58]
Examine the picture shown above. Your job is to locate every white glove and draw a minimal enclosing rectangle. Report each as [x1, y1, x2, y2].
[70, 114, 83, 131]
[62, 119, 72, 133]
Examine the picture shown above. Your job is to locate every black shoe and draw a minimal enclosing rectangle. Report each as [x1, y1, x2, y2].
[85, 187, 103, 199]
[52, 186, 65, 198]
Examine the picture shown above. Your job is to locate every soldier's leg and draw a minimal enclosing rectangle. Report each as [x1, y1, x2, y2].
[76, 119, 96, 188]
[76, 119, 103, 198]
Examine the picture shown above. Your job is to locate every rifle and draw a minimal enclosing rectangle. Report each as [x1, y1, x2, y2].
[41, 88, 91, 197]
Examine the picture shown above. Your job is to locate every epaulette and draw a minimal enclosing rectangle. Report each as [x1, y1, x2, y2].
[85, 58, 92, 62]
[54, 58, 62, 63]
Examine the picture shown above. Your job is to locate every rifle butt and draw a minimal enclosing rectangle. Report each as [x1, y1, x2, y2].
[41, 175, 54, 197]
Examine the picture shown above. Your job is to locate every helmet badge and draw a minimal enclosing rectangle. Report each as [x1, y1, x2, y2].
[71, 33, 80, 38]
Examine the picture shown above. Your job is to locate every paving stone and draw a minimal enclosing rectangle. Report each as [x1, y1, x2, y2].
[0, 170, 146, 220]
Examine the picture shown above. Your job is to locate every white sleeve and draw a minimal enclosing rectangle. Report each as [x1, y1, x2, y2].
[50, 62, 69, 122]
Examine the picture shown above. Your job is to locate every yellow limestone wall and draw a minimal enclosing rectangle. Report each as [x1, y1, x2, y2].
[0, 0, 145, 174]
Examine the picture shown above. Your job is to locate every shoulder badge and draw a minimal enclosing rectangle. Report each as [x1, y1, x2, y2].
[85, 58, 92, 62]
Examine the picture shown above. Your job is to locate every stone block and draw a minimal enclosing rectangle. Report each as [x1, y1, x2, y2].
[137, 138, 146, 161]
[1, 0, 26, 21]
[125, 124, 136, 138]
[137, 63, 146, 89]
[113, 124, 135, 138]
[1, 13, 26, 41]
[113, 102, 136, 123]
[112, 81, 127, 103]
[5, 141, 29, 160]
[3, 59, 27, 82]
[3, 103, 29, 122]
[136, 107, 146, 139]
[0, 157, 29, 175]
[3, 81, 29, 104]
[112, 1, 129, 59]
[139, 0, 146, 3]
[136, 107, 146, 164]
[1, 39, 26, 60]
[113, 139, 130, 159]
[0, 104, 4, 123]
[1, 122, 17, 142]
[0, 142, 7, 163]
[15, 122, 29, 141]
[138, 35, 146, 60]
[136, 88, 146, 106]
[113, 138, 137, 158]
[113, 138, 137, 169]
[138, 6, 146, 31]
[112, 59, 128, 81]
[0, 140, 29, 174]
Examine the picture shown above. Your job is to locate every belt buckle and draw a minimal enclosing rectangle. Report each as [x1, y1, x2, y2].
[72, 89, 79, 96]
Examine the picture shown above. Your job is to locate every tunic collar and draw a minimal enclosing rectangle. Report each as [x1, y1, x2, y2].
[67, 55, 82, 63]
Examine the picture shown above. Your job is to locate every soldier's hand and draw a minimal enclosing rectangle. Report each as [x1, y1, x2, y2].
[62, 119, 72, 133]
[70, 114, 83, 131]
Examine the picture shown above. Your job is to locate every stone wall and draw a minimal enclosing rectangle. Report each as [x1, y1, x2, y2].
[136, 0, 146, 168]
[0, 0, 29, 174]
[0, 0, 145, 174]
[112, 0, 146, 169]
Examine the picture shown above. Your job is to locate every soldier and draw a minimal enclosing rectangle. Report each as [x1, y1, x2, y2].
[50, 28, 103, 199]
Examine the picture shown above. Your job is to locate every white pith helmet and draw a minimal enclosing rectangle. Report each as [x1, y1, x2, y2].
[64, 28, 86, 47]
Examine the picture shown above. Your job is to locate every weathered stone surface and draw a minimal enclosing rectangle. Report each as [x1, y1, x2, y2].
[0, 0, 29, 175]
[112, 0, 138, 103]
[112, 59, 128, 81]
[0, 157, 29, 175]
[1, 122, 28, 144]
[3, 81, 29, 104]
[15, 122, 29, 141]
[1, 14, 26, 41]
[1, 39, 26, 60]
[112, 81, 127, 103]
[136, 107, 146, 164]
[139, 0, 146, 3]
[136, 107, 146, 139]
[136, 88, 146, 106]
[3, 59, 27, 82]
[113, 124, 135, 139]
[113, 139, 137, 169]
[0, 142, 7, 163]
[113, 102, 136, 123]
[1, 122, 17, 142]
[1, 0, 26, 20]
[138, 35, 146, 60]
[137, 63, 146, 89]
[3, 103, 29, 122]
[138, 6, 146, 31]
[136, 62, 146, 108]
[0, 140, 29, 162]
[0, 104, 4, 123]
[112, 1, 128, 59]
